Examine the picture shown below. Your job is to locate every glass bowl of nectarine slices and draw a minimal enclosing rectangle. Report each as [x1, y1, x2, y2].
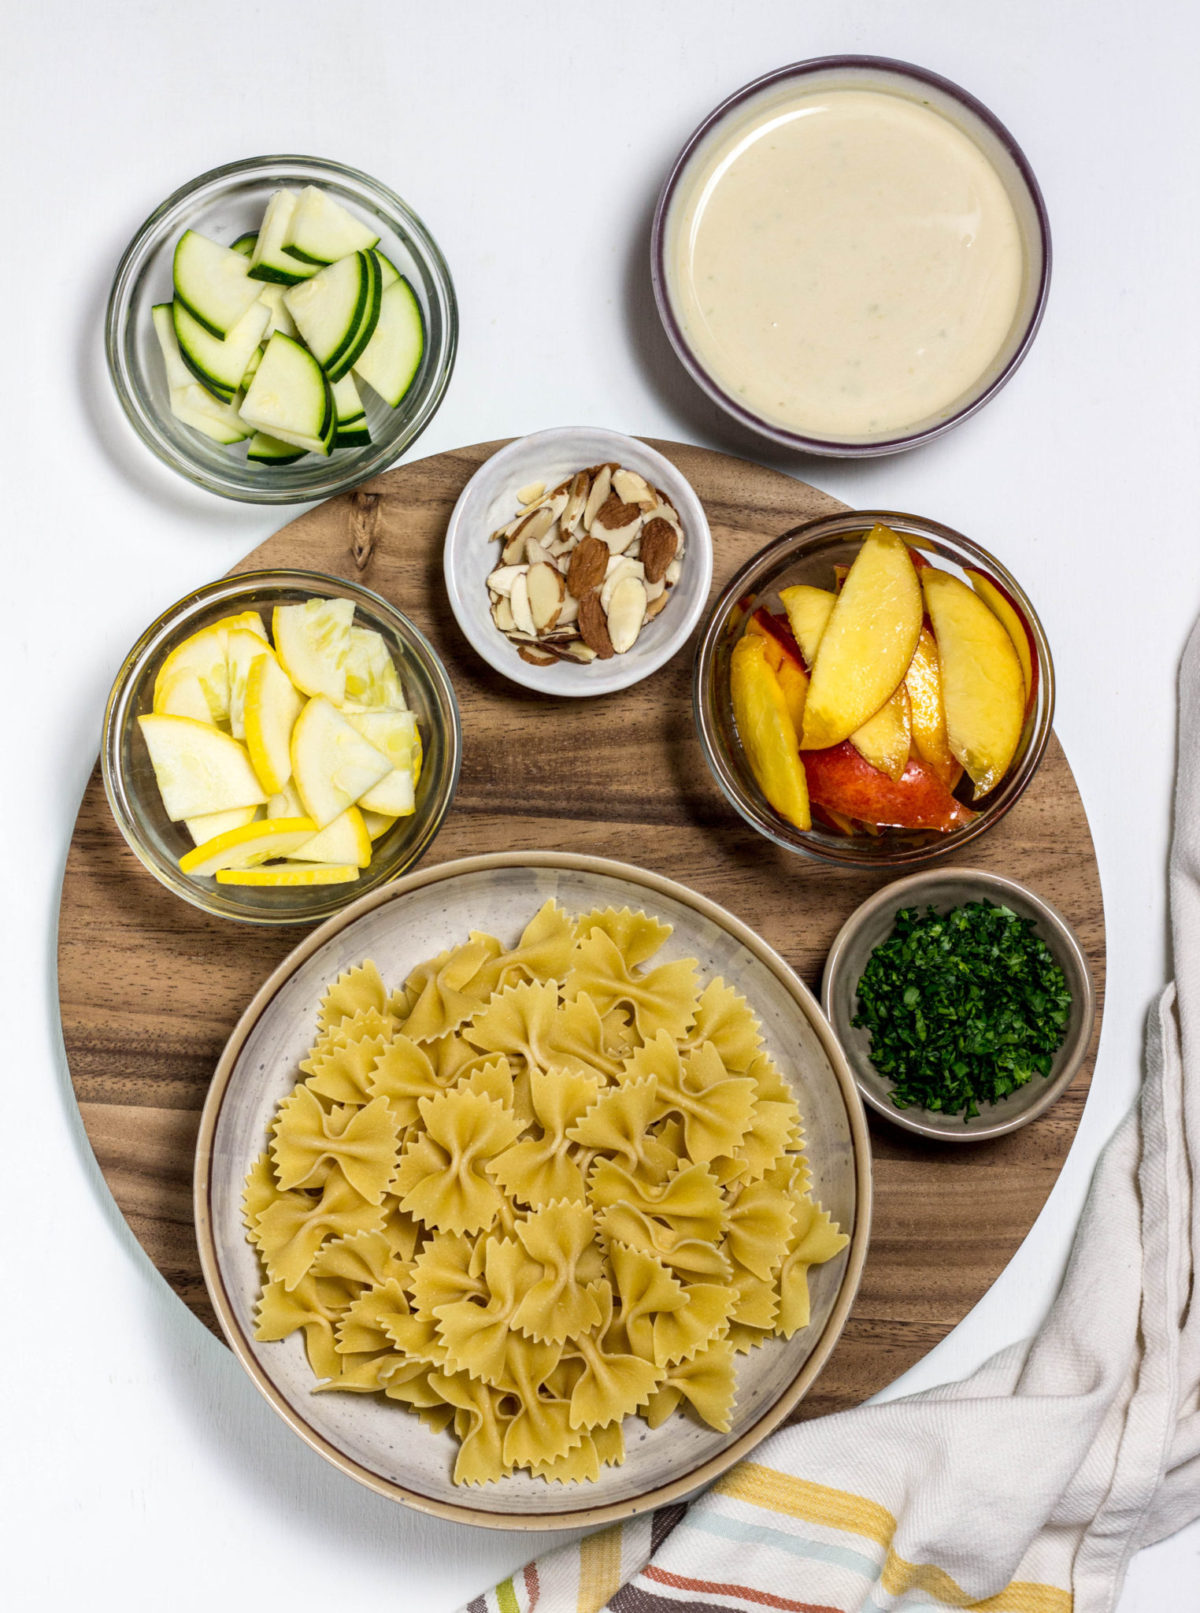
[693, 512, 1053, 868]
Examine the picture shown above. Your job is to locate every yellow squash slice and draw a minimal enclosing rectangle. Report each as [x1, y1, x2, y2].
[273, 598, 354, 703]
[137, 714, 267, 821]
[179, 816, 317, 877]
[290, 696, 392, 827]
[244, 651, 304, 795]
[216, 863, 361, 886]
[290, 806, 372, 867]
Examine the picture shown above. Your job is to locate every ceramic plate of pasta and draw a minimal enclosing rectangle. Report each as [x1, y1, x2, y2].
[195, 851, 871, 1527]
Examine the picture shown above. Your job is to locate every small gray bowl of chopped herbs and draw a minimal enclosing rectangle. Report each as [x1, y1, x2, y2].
[822, 869, 1096, 1141]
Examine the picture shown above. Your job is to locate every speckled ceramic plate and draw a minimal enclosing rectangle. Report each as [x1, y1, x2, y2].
[195, 851, 871, 1528]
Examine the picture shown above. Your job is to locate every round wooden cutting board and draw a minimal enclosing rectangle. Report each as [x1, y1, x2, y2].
[58, 439, 1105, 1420]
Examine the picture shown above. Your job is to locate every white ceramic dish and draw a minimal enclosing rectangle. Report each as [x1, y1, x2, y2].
[442, 428, 713, 697]
[195, 852, 870, 1528]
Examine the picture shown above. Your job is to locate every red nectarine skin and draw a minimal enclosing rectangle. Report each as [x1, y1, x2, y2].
[803, 743, 975, 832]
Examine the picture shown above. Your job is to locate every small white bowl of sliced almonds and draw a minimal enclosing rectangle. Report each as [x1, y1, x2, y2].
[443, 427, 713, 696]
[102, 569, 461, 924]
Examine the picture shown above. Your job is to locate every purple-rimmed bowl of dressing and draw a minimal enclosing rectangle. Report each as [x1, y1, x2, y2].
[650, 57, 1051, 457]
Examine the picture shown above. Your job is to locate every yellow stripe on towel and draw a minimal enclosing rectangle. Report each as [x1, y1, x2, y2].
[577, 1524, 624, 1613]
[881, 1555, 1072, 1613]
[716, 1466, 1071, 1613]
[717, 1465, 896, 1545]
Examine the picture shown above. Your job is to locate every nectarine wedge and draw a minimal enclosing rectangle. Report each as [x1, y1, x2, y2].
[921, 568, 1025, 799]
[780, 585, 835, 666]
[848, 683, 912, 783]
[904, 625, 960, 788]
[803, 743, 975, 832]
[799, 526, 923, 751]
[964, 567, 1037, 711]
[746, 611, 808, 731]
[730, 636, 811, 831]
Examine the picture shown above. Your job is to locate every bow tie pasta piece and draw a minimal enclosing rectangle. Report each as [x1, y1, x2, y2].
[464, 978, 560, 1073]
[777, 1195, 850, 1338]
[429, 1370, 515, 1487]
[473, 899, 575, 996]
[724, 1175, 798, 1282]
[335, 1275, 412, 1355]
[565, 929, 701, 1043]
[682, 977, 764, 1072]
[368, 1032, 449, 1127]
[303, 1025, 393, 1106]
[609, 1240, 688, 1361]
[489, 1066, 600, 1208]
[255, 1274, 343, 1380]
[253, 1168, 386, 1291]
[645, 1335, 737, 1434]
[511, 1201, 605, 1343]
[317, 960, 389, 1033]
[401, 936, 505, 1042]
[393, 1088, 523, 1234]
[243, 898, 850, 1486]
[435, 1237, 544, 1386]
[409, 1230, 483, 1320]
[540, 992, 624, 1080]
[589, 1156, 727, 1246]
[573, 905, 673, 967]
[652, 1281, 735, 1369]
[567, 1283, 665, 1431]
[270, 1088, 401, 1202]
[566, 1076, 675, 1178]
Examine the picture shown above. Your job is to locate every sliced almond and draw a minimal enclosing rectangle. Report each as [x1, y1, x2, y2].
[510, 571, 537, 637]
[592, 492, 643, 554]
[578, 591, 615, 658]
[612, 467, 656, 510]
[645, 592, 670, 621]
[665, 558, 683, 586]
[600, 556, 644, 613]
[517, 481, 546, 506]
[606, 576, 647, 654]
[527, 562, 565, 633]
[486, 564, 526, 598]
[511, 502, 557, 547]
[566, 534, 609, 598]
[556, 591, 580, 627]
[501, 531, 526, 564]
[643, 576, 666, 603]
[583, 464, 613, 529]
[640, 516, 679, 584]
[491, 596, 516, 633]
[517, 644, 556, 667]
[560, 470, 590, 534]
[557, 641, 598, 663]
[524, 535, 551, 568]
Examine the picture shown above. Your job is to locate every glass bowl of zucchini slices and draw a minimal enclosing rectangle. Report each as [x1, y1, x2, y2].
[105, 156, 458, 503]
[102, 569, 462, 924]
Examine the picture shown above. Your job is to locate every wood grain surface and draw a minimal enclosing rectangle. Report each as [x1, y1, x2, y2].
[58, 439, 1105, 1419]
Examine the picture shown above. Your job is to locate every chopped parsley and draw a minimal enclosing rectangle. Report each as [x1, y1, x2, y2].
[852, 900, 1072, 1120]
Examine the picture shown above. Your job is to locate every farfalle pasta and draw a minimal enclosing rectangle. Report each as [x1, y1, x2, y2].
[244, 898, 849, 1485]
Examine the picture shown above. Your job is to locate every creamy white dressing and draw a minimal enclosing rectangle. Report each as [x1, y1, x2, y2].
[666, 86, 1026, 440]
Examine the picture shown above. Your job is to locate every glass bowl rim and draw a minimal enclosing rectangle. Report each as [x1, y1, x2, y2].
[649, 55, 1053, 458]
[100, 566, 463, 925]
[691, 508, 1056, 870]
[104, 153, 458, 504]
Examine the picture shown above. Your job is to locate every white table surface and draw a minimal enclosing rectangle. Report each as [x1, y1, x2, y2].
[6, 1, 1199, 1606]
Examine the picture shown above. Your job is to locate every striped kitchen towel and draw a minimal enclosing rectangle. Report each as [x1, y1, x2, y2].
[461, 616, 1200, 1612]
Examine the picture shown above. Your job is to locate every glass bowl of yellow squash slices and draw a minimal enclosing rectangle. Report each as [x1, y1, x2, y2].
[102, 568, 461, 924]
